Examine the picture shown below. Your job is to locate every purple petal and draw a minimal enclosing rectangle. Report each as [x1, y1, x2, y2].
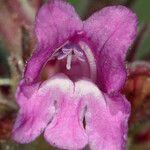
[12, 74, 74, 143]
[84, 6, 138, 93]
[23, 0, 82, 85]
[44, 81, 88, 149]
[75, 80, 130, 150]
[87, 95, 130, 150]
[15, 80, 41, 106]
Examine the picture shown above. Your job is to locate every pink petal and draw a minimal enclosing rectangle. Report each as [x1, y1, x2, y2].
[12, 74, 74, 143]
[84, 6, 138, 93]
[24, 0, 82, 85]
[75, 80, 130, 150]
[15, 80, 41, 106]
[87, 95, 130, 150]
[44, 81, 88, 149]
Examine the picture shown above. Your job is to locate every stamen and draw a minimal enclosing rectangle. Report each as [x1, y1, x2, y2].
[57, 53, 68, 60]
[51, 42, 89, 73]
[75, 56, 85, 62]
[62, 48, 72, 54]
[74, 49, 83, 57]
[66, 53, 72, 70]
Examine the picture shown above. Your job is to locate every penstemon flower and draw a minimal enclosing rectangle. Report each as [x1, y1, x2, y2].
[12, 0, 138, 149]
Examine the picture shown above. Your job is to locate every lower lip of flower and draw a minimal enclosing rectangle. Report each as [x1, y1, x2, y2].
[40, 41, 97, 82]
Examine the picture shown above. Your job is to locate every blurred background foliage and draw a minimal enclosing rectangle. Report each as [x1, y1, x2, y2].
[0, 0, 150, 150]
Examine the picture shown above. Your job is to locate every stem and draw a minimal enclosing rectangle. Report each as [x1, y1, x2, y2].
[0, 79, 12, 86]
[0, 99, 18, 111]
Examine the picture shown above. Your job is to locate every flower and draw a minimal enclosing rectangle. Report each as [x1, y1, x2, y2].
[12, 0, 138, 150]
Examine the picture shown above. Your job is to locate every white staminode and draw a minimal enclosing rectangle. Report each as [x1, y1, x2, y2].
[78, 41, 97, 82]
[66, 53, 72, 70]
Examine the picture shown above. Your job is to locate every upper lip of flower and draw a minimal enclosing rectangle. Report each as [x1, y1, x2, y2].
[21, 0, 137, 96]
